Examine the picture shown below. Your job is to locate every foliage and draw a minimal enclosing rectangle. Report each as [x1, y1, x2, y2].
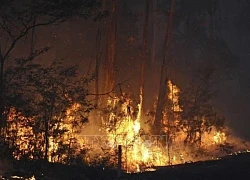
[0, 0, 100, 163]
[3, 52, 95, 162]
[179, 66, 225, 146]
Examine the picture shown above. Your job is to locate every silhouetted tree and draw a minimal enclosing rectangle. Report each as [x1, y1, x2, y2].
[0, 0, 101, 162]
[0, 0, 100, 136]
[154, 0, 175, 133]
[179, 66, 225, 147]
[0, 1, 102, 160]
[5, 56, 94, 162]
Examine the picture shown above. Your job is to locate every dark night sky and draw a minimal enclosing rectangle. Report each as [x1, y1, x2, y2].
[10, 0, 250, 139]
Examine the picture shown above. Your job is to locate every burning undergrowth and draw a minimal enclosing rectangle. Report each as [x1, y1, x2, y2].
[3, 80, 250, 173]
[88, 80, 250, 172]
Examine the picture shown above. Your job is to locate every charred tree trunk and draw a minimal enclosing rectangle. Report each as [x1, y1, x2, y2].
[139, 0, 150, 119]
[44, 116, 49, 161]
[103, 0, 117, 95]
[44, 103, 54, 161]
[154, 0, 175, 133]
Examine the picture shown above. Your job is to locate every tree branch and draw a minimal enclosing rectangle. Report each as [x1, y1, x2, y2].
[87, 78, 136, 97]
[2, 18, 60, 61]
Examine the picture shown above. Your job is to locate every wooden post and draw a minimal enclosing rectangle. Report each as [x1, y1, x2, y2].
[117, 145, 122, 177]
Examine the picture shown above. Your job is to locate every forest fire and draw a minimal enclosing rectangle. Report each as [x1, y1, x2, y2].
[4, 80, 250, 173]
[103, 98, 167, 172]
[0, 0, 249, 179]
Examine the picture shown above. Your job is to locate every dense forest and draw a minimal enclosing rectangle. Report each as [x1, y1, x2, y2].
[0, 0, 249, 179]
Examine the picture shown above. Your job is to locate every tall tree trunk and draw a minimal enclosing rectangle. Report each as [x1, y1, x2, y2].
[139, 0, 150, 121]
[150, 0, 157, 66]
[95, 23, 102, 106]
[44, 116, 49, 161]
[154, 0, 175, 133]
[150, 0, 158, 101]
[94, 1, 106, 127]
[103, 0, 117, 95]
[0, 47, 5, 135]
[44, 104, 54, 161]
[95, 0, 106, 106]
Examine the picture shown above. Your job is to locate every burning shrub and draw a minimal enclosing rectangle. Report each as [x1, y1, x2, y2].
[3, 59, 95, 164]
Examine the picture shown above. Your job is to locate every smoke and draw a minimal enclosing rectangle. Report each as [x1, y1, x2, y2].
[8, 0, 250, 143]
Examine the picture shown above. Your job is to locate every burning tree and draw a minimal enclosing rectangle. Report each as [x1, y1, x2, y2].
[154, 0, 175, 134]
[5, 57, 95, 163]
[0, 1, 248, 176]
[0, 0, 101, 163]
[0, 0, 100, 136]
[98, 93, 171, 172]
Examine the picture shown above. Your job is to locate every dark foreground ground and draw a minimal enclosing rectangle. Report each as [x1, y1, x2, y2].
[124, 152, 250, 180]
[1, 152, 250, 180]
